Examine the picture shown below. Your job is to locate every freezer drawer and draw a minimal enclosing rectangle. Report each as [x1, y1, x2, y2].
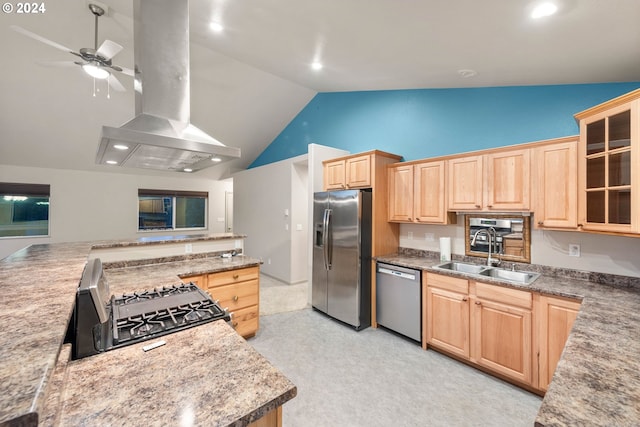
[376, 262, 421, 342]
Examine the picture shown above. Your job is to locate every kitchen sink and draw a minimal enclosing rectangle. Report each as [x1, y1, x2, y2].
[433, 262, 489, 275]
[432, 261, 540, 285]
[477, 268, 540, 285]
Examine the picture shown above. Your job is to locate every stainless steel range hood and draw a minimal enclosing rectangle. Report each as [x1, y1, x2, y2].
[96, 0, 240, 172]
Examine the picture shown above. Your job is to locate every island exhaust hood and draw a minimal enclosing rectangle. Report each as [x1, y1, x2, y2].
[96, 0, 240, 172]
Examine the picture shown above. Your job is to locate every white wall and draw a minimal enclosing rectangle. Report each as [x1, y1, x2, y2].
[0, 165, 231, 260]
[290, 161, 309, 283]
[233, 155, 303, 282]
[398, 219, 640, 278]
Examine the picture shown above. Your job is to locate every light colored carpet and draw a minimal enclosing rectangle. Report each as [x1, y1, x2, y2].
[259, 274, 309, 315]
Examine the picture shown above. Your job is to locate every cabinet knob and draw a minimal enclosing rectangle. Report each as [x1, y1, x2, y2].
[233, 274, 239, 279]
[233, 295, 239, 302]
[577, 223, 584, 227]
[475, 204, 481, 208]
[408, 217, 412, 221]
[342, 184, 346, 189]
[475, 301, 481, 305]
[487, 205, 493, 208]
[462, 297, 468, 302]
[232, 321, 238, 328]
[538, 221, 544, 225]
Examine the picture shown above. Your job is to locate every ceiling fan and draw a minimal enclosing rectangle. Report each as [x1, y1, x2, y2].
[10, 3, 133, 93]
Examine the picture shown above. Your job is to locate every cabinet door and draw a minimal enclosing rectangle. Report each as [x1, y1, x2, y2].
[485, 149, 531, 211]
[537, 295, 580, 391]
[346, 155, 371, 188]
[388, 164, 414, 222]
[324, 160, 346, 190]
[182, 274, 207, 290]
[471, 297, 532, 385]
[534, 141, 578, 229]
[448, 155, 483, 210]
[426, 286, 470, 359]
[415, 160, 447, 223]
[578, 102, 637, 233]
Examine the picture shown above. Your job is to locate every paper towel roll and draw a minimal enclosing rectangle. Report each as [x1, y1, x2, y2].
[439, 237, 451, 262]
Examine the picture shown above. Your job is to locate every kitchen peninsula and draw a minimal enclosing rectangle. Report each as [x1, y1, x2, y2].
[0, 233, 296, 427]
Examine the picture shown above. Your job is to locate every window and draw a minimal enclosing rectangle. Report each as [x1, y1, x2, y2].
[0, 183, 50, 238]
[138, 189, 207, 231]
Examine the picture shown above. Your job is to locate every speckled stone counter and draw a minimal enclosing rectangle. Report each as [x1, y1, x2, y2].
[57, 321, 296, 427]
[376, 252, 640, 427]
[90, 232, 247, 249]
[0, 239, 293, 427]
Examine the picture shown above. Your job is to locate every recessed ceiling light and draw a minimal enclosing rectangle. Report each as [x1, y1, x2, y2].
[183, 168, 193, 172]
[311, 61, 323, 71]
[113, 144, 129, 150]
[531, 2, 558, 19]
[211, 157, 222, 162]
[209, 22, 224, 32]
[106, 160, 118, 165]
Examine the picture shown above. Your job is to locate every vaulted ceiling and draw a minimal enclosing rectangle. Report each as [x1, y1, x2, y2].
[1, 0, 638, 179]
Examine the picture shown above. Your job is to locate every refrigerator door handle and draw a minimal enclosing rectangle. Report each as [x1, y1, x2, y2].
[323, 208, 333, 270]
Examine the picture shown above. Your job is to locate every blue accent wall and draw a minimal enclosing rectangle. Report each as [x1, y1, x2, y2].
[249, 82, 640, 168]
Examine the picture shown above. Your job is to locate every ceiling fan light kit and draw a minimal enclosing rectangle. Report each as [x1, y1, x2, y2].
[11, 3, 131, 96]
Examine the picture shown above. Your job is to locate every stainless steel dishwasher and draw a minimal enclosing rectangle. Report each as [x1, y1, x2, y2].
[376, 262, 421, 342]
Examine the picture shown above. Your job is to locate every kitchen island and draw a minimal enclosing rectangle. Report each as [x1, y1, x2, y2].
[376, 251, 640, 427]
[0, 234, 296, 427]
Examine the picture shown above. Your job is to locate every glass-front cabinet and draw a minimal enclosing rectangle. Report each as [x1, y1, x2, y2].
[575, 90, 640, 234]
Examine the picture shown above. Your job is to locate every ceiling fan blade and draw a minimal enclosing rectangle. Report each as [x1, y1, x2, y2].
[108, 74, 126, 92]
[118, 66, 135, 77]
[96, 39, 122, 60]
[35, 60, 79, 68]
[10, 25, 75, 54]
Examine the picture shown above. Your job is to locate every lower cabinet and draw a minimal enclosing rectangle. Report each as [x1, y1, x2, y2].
[248, 406, 282, 427]
[425, 273, 470, 359]
[536, 294, 581, 391]
[426, 272, 581, 392]
[182, 266, 260, 338]
[470, 281, 533, 385]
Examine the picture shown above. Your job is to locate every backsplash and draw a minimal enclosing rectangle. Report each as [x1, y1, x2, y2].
[398, 247, 640, 291]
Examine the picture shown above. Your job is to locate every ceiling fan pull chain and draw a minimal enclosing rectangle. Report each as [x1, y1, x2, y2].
[92, 77, 96, 97]
[107, 79, 110, 99]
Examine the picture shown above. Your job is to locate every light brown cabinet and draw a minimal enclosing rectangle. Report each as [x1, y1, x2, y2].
[533, 138, 579, 229]
[323, 153, 373, 190]
[470, 281, 533, 385]
[426, 273, 534, 387]
[425, 273, 470, 358]
[388, 160, 452, 224]
[182, 266, 260, 338]
[447, 149, 530, 212]
[536, 294, 581, 391]
[575, 89, 640, 235]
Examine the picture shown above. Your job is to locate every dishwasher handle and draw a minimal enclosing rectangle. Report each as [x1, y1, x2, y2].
[377, 267, 416, 281]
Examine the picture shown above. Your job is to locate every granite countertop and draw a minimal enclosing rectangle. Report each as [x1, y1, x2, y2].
[376, 253, 640, 426]
[0, 241, 289, 427]
[90, 232, 247, 249]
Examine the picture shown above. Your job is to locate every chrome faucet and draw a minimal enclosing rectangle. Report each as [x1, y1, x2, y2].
[471, 227, 499, 266]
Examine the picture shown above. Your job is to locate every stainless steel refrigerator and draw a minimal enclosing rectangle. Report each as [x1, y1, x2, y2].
[312, 189, 372, 330]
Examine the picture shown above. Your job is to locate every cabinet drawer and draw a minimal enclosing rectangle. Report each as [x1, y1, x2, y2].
[208, 266, 259, 287]
[209, 279, 259, 311]
[473, 281, 532, 309]
[426, 272, 469, 294]
[230, 305, 259, 338]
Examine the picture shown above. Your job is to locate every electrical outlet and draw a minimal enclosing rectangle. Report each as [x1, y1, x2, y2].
[268, 258, 271, 265]
[185, 243, 193, 254]
[424, 233, 435, 242]
[408, 231, 413, 240]
[569, 244, 581, 257]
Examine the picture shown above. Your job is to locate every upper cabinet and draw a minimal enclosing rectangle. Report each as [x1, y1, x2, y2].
[388, 160, 454, 224]
[575, 89, 640, 235]
[324, 153, 380, 190]
[533, 137, 579, 230]
[448, 149, 530, 212]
